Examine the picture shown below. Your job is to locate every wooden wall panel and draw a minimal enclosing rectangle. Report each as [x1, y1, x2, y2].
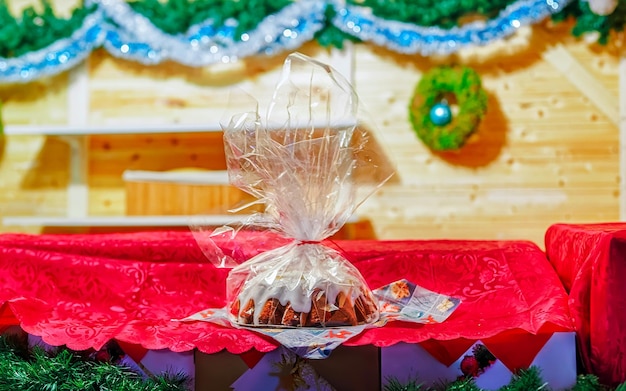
[87, 43, 343, 126]
[0, 136, 68, 231]
[353, 23, 619, 244]
[0, 78, 68, 125]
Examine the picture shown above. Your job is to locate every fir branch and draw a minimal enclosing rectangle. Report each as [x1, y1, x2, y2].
[572, 374, 605, 391]
[314, 3, 362, 49]
[0, 0, 95, 58]
[127, 0, 293, 39]
[444, 377, 481, 391]
[1, 0, 626, 58]
[384, 377, 426, 391]
[553, 0, 626, 45]
[351, 0, 520, 28]
[499, 367, 546, 391]
[383, 365, 618, 391]
[572, 1, 626, 45]
[0, 336, 190, 391]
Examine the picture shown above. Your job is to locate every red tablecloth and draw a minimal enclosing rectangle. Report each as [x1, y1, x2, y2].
[546, 223, 626, 386]
[0, 231, 571, 360]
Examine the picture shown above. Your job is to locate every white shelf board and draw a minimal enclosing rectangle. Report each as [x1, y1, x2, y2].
[3, 123, 223, 136]
[2, 215, 253, 227]
[3, 214, 360, 227]
[3, 118, 359, 137]
[122, 169, 230, 185]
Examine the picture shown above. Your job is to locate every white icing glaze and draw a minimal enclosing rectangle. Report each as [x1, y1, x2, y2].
[228, 243, 378, 326]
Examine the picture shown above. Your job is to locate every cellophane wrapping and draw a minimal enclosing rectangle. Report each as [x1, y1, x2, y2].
[209, 52, 393, 328]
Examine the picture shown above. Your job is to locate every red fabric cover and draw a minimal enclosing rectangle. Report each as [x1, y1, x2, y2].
[0, 303, 18, 326]
[0, 231, 571, 360]
[545, 223, 626, 386]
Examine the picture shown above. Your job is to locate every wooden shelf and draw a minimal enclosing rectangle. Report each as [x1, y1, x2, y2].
[2, 215, 253, 227]
[122, 170, 230, 185]
[3, 118, 359, 137]
[3, 123, 223, 136]
[2, 214, 360, 228]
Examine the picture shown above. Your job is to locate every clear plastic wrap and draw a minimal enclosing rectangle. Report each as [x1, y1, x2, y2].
[197, 52, 394, 328]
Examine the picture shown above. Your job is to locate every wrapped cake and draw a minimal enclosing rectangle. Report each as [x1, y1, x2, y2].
[201, 52, 393, 328]
[228, 244, 379, 327]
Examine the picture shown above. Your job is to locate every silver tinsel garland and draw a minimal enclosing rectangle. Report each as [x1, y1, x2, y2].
[332, 0, 571, 56]
[0, 0, 572, 84]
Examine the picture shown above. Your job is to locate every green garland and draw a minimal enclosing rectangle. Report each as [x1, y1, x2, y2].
[0, 335, 189, 391]
[553, 0, 626, 45]
[0, 0, 95, 58]
[0, 332, 621, 391]
[127, 0, 291, 38]
[409, 65, 488, 151]
[360, 0, 626, 45]
[129, 0, 359, 49]
[384, 366, 607, 391]
[130, 0, 359, 49]
[314, 3, 362, 49]
[356, 0, 520, 29]
[0, 0, 624, 60]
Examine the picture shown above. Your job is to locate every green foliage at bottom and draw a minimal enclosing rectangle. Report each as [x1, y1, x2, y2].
[384, 366, 615, 391]
[0, 335, 189, 391]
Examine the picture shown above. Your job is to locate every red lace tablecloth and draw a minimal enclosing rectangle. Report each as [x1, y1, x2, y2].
[0, 231, 571, 358]
[546, 223, 626, 386]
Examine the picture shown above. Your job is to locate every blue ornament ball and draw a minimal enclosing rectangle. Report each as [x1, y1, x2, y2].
[429, 103, 452, 126]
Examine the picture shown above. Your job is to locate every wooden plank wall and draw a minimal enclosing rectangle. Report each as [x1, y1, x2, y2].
[0, 2, 620, 246]
[354, 23, 620, 243]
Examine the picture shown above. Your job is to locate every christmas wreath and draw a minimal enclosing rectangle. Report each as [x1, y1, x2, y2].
[409, 65, 488, 151]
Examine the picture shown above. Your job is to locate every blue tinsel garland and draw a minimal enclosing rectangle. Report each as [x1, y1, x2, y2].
[0, 0, 570, 84]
